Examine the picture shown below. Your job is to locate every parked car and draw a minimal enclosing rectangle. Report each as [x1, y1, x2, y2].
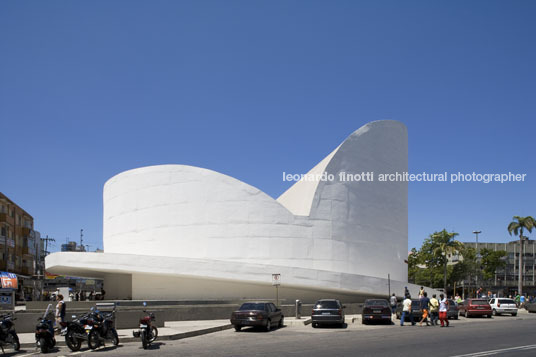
[525, 302, 536, 313]
[447, 299, 459, 320]
[458, 299, 492, 318]
[362, 299, 391, 324]
[230, 302, 284, 332]
[488, 298, 518, 316]
[311, 299, 345, 328]
[395, 299, 423, 321]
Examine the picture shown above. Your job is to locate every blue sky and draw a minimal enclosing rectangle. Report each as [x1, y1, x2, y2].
[1, 0, 534, 252]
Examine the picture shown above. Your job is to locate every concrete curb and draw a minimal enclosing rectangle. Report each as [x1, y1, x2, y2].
[19, 324, 234, 349]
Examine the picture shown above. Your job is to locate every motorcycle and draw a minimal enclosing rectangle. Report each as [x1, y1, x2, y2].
[35, 304, 56, 353]
[133, 302, 158, 349]
[87, 307, 119, 349]
[62, 311, 93, 351]
[0, 312, 20, 353]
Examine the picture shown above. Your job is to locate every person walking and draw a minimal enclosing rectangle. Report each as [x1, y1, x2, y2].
[55, 294, 66, 329]
[419, 287, 424, 298]
[419, 292, 430, 326]
[390, 293, 397, 317]
[439, 294, 449, 327]
[429, 294, 439, 326]
[401, 295, 415, 326]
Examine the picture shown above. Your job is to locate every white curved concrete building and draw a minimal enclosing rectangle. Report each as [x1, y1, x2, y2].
[47, 120, 425, 302]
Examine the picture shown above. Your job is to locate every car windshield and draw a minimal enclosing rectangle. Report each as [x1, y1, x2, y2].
[471, 300, 489, 305]
[411, 301, 421, 308]
[499, 299, 516, 304]
[365, 300, 388, 306]
[315, 301, 339, 309]
[239, 303, 265, 311]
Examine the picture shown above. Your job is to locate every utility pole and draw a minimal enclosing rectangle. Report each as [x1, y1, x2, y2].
[473, 230, 482, 296]
[42, 235, 55, 257]
[80, 229, 84, 249]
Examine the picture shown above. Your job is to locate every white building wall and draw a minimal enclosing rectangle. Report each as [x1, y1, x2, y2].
[102, 120, 407, 282]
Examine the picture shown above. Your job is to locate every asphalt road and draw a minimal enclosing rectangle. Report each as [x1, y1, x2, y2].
[7, 313, 536, 357]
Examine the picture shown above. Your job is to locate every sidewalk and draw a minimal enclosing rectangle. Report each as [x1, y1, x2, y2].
[17, 320, 233, 348]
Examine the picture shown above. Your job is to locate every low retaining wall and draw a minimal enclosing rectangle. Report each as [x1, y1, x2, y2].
[8, 302, 365, 333]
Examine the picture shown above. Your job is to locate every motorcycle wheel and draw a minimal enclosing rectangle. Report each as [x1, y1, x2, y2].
[39, 337, 48, 353]
[65, 330, 82, 352]
[10, 331, 20, 351]
[88, 330, 100, 350]
[148, 326, 158, 343]
[111, 329, 119, 346]
[141, 329, 148, 350]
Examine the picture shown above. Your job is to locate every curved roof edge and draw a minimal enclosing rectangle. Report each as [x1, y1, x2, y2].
[46, 251, 436, 298]
[276, 120, 407, 216]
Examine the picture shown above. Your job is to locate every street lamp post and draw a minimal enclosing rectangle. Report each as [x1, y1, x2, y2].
[473, 231, 482, 297]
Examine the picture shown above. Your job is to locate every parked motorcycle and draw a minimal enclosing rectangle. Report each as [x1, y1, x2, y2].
[0, 312, 20, 353]
[62, 311, 93, 351]
[87, 307, 119, 349]
[133, 302, 158, 349]
[35, 304, 56, 353]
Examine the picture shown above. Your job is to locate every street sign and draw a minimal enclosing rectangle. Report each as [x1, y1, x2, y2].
[272, 273, 281, 286]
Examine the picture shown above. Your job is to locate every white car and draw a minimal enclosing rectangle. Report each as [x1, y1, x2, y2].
[488, 298, 518, 316]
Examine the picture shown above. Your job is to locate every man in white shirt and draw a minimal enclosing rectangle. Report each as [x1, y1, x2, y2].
[400, 296, 415, 326]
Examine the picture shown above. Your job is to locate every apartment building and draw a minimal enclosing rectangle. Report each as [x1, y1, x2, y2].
[463, 240, 536, 296]
[0, 192, 44, 299]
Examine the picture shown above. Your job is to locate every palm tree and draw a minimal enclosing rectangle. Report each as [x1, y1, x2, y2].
[507, 216, 536, 295]
[431, 229, 464, 293]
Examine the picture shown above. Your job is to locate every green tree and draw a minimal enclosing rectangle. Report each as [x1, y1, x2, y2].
[507, 216, 536, 295]
[407, 248, 419, 284]
[479, 248, 507, 281]
[430, 229, 464, 292]
[450, 246, 477, 290]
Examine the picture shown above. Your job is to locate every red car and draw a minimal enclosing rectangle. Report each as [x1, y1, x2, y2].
[458, 299, 492, 318]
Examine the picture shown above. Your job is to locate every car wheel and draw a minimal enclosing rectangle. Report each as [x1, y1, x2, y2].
[492, 309, 497, 316]
[265, 319, 271, 332]
[234, 325, 241, 332]
[278, 316, 284, 328]
[512, 313, 517, 317]
[487, 314, 492, 318]
[312, 322, 318, 328]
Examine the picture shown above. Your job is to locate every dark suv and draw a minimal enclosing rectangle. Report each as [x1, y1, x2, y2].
[311, 299, 345, 328]
[395, 299, 423, 321]
[230, 302, 284, 331]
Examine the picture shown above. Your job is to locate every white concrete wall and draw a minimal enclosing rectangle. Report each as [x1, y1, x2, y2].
[101, 120, 408, 282]
[47, 252, 435, 302]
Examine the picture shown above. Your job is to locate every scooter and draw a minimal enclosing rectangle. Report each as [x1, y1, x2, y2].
[133, 302, 158, 349]
[35, 304, 56, 353]
[0, 312, 20, 353]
